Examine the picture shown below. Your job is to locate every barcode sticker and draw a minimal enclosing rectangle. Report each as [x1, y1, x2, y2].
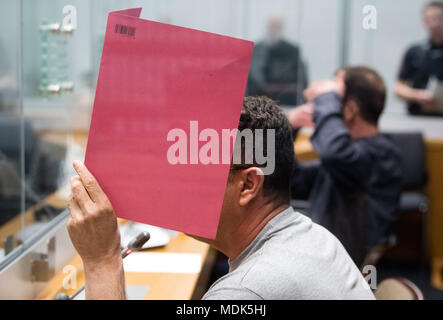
[114, 24, 136, 37]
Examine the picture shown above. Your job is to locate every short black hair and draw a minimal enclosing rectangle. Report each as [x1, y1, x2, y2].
[342, 66, 386, 126]
[230, 96, 295, 203]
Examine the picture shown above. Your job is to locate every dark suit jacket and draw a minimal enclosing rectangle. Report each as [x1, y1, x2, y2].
[291, 93, 403, 266]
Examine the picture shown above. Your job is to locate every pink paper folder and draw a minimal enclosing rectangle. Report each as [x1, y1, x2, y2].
[85, 8, 253, 239]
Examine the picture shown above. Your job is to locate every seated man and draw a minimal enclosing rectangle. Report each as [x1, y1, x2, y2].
[288, 66, 403, 267]
[67, 96, 374, 300]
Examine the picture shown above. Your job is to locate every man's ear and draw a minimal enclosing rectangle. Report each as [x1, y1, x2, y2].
[343, 99, 359, 123]
[238, 167, 265, 207]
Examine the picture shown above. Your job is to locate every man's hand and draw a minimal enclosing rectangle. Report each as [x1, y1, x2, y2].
[67, 160, 125, 299]
[303, 80, 345, 102]
[67, 160, 121, 264]
[287, 103, 314, 129]
[413, 89, 437, 110]
[396, 81, 437, 111]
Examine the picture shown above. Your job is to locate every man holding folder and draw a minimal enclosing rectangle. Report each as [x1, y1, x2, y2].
[67, 94, 374, 300]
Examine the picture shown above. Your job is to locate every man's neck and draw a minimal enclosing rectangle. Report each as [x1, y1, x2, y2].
[214, 201, 289, 261]
[430, 34, 443, 47]
[349, 120, 379, 140]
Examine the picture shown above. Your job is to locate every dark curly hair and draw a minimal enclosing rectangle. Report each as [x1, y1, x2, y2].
[230, 96, 295, 203]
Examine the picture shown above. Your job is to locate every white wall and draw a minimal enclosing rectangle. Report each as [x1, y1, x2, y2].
[349, 0, 430, 114]
[19, 0, 441, 120]
[89, 0, 341, 82]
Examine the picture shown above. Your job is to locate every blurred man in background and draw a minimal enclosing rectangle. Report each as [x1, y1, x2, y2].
[247, 15, 308, 106]
[288, 67, 403, 266]
[396, 1, 443, 116]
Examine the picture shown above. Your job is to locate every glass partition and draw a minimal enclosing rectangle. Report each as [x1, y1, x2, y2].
[0, 0, 91, 267]
[1, 0, 441, 270]
[348, 0, 430, 115]
[0, 0, 23, 263]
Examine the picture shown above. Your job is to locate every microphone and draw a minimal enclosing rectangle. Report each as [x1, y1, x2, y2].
[121, 231, 151, 258]
[55, 231, 150, 300]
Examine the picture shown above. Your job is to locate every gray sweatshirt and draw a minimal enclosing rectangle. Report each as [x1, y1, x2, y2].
[203, 207, 375, 300]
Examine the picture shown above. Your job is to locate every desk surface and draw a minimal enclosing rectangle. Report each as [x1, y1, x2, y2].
[0, 185, 68, 250]
[34, 130, 215, 300]
[37, 231, 215, 300]
[34, 130, 311, 299]
[5, 129, 443, 298]
[0, 130, 87, 250]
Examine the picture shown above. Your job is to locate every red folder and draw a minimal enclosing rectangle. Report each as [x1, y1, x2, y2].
[84, 8, 253, 239]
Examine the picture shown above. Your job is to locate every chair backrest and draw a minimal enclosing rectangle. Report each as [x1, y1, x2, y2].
[0, 116, 37, 176]
[375, 278, 424, 300]
[383, 132, 427, 190]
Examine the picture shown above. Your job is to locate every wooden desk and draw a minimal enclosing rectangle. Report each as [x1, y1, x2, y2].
[31, 130, 216, 300]
[426, 140, 443, 290]
[4, 129, 442, 297]
[0, 130, 319, 298]
[294, 133, 317, 161]
[37, 130, 89, 150]
[37, 231, 216, 300]
[18, 129, 443, 298]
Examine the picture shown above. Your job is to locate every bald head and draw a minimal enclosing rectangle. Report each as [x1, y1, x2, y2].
[267, 15, 284, 37]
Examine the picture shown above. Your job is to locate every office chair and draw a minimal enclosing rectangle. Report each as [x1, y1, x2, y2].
[0, 116, 38, 177]
[384, 132, 428, 212]
[362, 132, 428, 267]
[0, 117, 38, 225]
[375, 277, 424, 300]
[383, 132, 428, 262]
[0, 117, 66, 225]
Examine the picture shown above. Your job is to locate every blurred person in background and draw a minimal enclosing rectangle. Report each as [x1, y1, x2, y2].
[396, 1, 443, 116]
[247, 15, 308, 106]
[0, 39, 28, 225]
[288, 66, 402, 267]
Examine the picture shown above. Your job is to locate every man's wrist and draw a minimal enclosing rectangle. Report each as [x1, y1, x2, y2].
[83, 253, 126, 300]
[83, 251, 123, 273]
[314, 92, 342, 112]
[312, 92, 343, 125]
[408, 88, 420, 102]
